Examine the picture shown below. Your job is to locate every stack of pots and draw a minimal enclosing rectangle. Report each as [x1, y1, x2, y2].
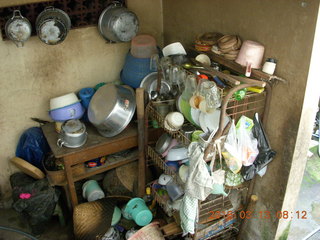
[121, 34, 158, 88]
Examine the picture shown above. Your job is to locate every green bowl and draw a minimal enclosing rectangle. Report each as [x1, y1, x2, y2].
[179, 97, 195, 125]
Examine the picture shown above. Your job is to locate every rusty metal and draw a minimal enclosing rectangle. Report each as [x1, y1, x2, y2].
[0, 0, 123, 40]
[204, 84, 268, 160]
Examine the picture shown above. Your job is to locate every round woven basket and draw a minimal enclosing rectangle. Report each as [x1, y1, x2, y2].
[103, 161, 138, 196]
[73, 196, 131, 240]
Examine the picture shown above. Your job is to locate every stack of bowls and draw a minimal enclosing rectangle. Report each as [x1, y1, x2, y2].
[49, 92, 85, 122]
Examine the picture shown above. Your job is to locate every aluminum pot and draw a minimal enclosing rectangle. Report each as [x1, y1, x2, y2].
[5, 10, 31, 47]
[98, 1, 139, 42]
[36, 6, 71, 45]
[88, 84, 136, 137]
[57, 120, 87, 148]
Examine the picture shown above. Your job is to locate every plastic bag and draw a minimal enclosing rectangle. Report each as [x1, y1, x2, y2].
[236, 116, 259, 166]
[10, 172, 60, 235]
[16, 127, 51, 171]
[222, 120, 242, 174]
[241, 113, 276, 181]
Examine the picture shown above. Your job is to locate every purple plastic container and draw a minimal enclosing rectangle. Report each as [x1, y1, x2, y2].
[49, 102, 85, 122]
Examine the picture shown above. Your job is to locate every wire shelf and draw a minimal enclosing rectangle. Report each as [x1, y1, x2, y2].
[226, 91, 266, 122]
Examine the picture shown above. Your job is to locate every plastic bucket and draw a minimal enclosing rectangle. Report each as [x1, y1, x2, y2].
[82, 180, 105, 202]
[120, 52, 153, 88]
[124, 198, 152, 226]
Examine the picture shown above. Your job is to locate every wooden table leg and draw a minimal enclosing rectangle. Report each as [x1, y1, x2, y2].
[63, 157, 78, 209]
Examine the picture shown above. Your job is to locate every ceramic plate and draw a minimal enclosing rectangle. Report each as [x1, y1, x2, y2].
[190, 108, 201, 127]
[199, 112, 207, 132]
[200, 109, 230, 134]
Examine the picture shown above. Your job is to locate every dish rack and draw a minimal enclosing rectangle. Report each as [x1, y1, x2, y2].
[144, 66, 271, 239]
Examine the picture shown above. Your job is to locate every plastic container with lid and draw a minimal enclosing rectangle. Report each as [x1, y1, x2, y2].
[130, 34, 157, 58]
[262, 58, 277, 75]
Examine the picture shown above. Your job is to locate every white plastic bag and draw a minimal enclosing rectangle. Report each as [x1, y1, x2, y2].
[236, 116, 259, 166]
[222, 120, 242, 173]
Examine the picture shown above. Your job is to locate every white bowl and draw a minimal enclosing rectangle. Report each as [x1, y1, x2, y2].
[195, 54, 211, 66]
[50, 92, 80, 110]
[162, 42, 187, 57]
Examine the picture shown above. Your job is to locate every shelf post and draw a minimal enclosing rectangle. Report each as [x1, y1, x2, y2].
[136, 88, 146, 197]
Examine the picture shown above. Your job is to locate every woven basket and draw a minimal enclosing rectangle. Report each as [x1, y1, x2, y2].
[128, 222, 165, 240]
[44, 163, 85, 186]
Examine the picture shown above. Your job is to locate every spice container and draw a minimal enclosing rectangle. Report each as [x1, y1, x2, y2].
[262, 58, 277, 75]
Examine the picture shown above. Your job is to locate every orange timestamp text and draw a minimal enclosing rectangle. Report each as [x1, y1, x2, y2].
[208, 210, 308, 220]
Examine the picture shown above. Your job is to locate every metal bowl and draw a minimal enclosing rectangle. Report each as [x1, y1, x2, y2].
[88, 84, 136, 137]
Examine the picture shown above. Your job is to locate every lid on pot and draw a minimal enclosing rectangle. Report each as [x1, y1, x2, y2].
[62, 119, 84, 133]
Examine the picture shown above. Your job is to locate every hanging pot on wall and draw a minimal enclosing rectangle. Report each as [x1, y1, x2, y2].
[5, 10, 32, 47]
[36, 6, 71, 45]
[98, 1, 139, 43]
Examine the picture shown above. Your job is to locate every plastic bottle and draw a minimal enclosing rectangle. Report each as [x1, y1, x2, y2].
[143, 187, 153, 206]
[143, 187, 156, 216]
[234, 88, 247, 101]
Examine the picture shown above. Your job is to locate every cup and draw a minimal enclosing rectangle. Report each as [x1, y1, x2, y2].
[166, 179, 184, 201]
[199, 81, 221, 111]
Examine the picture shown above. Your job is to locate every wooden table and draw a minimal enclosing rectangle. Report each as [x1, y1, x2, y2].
[41, 122, 140, 209]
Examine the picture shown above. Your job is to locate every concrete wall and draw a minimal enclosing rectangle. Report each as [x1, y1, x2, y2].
[162, 0, 319, 239]
[0, 0, 162, 199]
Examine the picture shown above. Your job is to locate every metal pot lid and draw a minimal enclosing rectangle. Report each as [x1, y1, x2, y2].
[62, 119, 84, 133]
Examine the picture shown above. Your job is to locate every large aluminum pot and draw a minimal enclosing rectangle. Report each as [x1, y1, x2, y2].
[98, 1, 139, 42]
[88, 84, 136, 137]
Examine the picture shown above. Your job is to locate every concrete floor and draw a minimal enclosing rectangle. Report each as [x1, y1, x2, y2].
[0, 208, 72, 240]
[287, 143, 320, 240]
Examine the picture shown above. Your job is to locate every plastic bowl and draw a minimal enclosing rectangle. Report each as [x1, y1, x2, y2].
[49, 102, 85, 122]
[50, 92, 80, 110]
[162, 42, 187, 57]
[165, 146, 188, 161]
